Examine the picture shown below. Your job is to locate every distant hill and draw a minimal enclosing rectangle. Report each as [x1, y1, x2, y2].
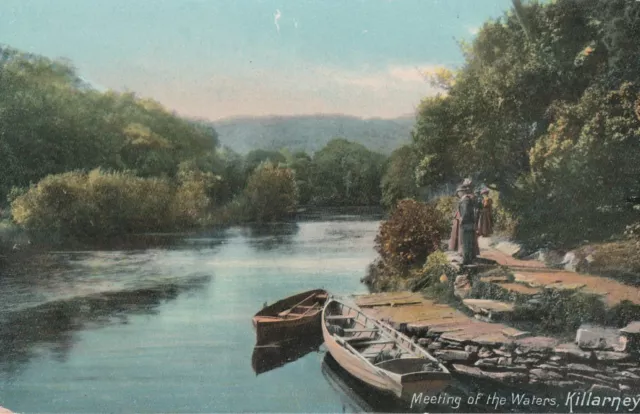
[209, 114, 415, 155]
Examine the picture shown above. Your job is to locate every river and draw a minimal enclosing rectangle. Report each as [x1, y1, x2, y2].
[0, 216, 544, 413]
[0, 216, 396, 413]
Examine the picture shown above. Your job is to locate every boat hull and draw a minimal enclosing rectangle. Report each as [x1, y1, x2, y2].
[321, 298, 451, 401]
[252, 289, 327, 345]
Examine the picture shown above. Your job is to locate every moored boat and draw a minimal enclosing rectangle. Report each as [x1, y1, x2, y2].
[253, 289, 328, 345]
[322, 297, 451, 401]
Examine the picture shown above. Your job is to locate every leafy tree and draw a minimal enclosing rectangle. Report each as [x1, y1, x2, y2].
[310, 138, 386, 206]
[243, 162, 298, 223]
[380, 145, 420, 209]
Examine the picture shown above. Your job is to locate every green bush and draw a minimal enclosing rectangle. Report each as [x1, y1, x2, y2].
[375, 199, 445, 271]
[433, 196, 457, 234]
[10, 169, 218, 241]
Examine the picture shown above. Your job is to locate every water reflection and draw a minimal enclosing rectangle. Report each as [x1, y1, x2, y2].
[244, 222, 300, 251]
[251, 334, 324, 375]
[0, 274, 211, 378]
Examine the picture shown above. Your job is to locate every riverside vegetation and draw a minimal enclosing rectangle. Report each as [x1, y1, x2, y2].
[365, 0, 640, 338]
[0, 45, 392, 251]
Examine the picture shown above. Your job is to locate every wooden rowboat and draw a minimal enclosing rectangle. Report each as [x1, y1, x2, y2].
[322, 297, 451, 401]
[253, 289, 328, 345]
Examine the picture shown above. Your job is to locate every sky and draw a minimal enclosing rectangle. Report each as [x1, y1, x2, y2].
[1, 0, 514, 121]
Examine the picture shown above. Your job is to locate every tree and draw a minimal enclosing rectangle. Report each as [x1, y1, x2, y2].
[310, 138, 386, 206]
[243, 162, 298, 223]
[380, 145, 420, 209]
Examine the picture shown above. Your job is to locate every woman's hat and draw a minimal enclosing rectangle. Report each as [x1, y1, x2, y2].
[480, 187, 490, 194]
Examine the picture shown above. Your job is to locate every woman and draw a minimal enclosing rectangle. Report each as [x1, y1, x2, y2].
[476, 188, 493, 237]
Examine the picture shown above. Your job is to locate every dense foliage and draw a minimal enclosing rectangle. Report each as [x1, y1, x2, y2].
[374, 199, 445, 270]
[380, 145, 420, 209]
[0, 45, 400, 243]
[310, 139, 386, 206]
[411, 0, 640, 248]
[242, 162, 299, 223]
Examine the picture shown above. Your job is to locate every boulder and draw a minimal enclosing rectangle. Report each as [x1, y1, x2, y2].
[427, 342, 443, 351]
[575, 324, 625, 351]
[418, 338, 431, 347]
[497, 357, 513, 366]
[454, 275, 472, 299]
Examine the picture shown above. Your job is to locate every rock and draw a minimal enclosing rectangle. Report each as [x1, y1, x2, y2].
[538, 363, 566, 373]
[545, 380, 585, 390]
[465, 345, 479, 354]
[514, 357, 541, 365]
[452, 364, 527, 383]
[549, 355, 564, 363]
[418, 338, 430, 347]
[530, 368, 564, 381]
[515, 336, 559, 354]
[588, 384, 621, 397]
[474, 358, 498, 369]
[554, 343, 594, 361]
[427, 342, 443, 351]
[434, 350, 472, 362]
[619, 371, 640, 380]
[619, 384, 632, 392]
[594, 351, 631, 362]
[497, 357, 513, 366]
[494, 241, 522, 257]
[567, 373, 615, 387]
[494, 348, 513, 357]
[575, 324, 625, 351]
[561, 251, 588, 272]
[566, 363, 599, 374]
[484, 370, 528, 384]
[478, 347, 493, 358]
[463, 299, 515, 320]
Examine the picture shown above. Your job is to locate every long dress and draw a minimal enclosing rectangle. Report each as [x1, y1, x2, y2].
[448, 197, 480, 260]
[477, 197, 493, 237]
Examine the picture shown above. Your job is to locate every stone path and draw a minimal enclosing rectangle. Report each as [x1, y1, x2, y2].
[477, 237, 640, 306]
[354, 292, 528, 347]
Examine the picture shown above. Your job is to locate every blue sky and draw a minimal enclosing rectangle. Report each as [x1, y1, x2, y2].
[2, 0, 513, 120]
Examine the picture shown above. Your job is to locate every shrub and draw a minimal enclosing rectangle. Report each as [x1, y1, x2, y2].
[433, 196, 457, 234]
[10, 169, 200, 240]
[375, 199, 445, 270]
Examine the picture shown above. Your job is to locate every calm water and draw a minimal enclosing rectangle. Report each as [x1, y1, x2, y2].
[0, 218, 395, 413]
[0, 217, 563, 413]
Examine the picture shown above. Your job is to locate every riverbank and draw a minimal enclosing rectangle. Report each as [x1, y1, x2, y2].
[353, 291, 640, 398]
[356, 237, 640, 399]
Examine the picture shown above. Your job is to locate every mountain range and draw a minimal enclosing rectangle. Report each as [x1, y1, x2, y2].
[209, 114, 415, 155]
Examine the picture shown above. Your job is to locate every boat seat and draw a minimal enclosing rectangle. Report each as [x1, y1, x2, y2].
[346, 339, 395, 346]
[325, 315, 354, 320]
[343, 328, 378, 333]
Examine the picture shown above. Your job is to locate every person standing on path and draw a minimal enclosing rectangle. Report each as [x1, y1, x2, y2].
[449, 179, 479, 265]
[477, 187, 493, 237]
